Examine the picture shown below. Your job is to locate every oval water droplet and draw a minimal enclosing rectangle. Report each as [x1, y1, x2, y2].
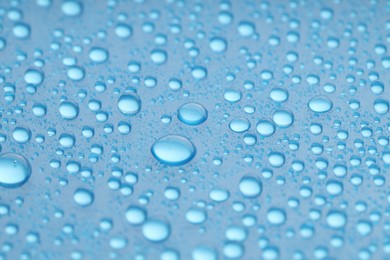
[239, 176, 262, 198]
[177, 102, 208, 126]
[142, 219, 170, 242]
[59, 101, 79, 120]
[151, 135, 196, 166]
[89, 47, 109, 63]
[229, 117, 251, 133]
[209, 37, 227, 53]
[73, 188, 94, 207]
[272, 109, 294, 128]
[256, 119, 275, 137]
[117, 94, 141, 116]
[308, 96, 333, 113]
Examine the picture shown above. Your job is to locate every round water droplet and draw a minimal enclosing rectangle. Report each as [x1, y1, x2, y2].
[308, 96, 333, 113]
[12, 126, 31, 144]
[191, 66, 207, 80]
[185, 208, 207, 224]
[268, 152, 285, 168]
[164, 187, 180, 200]
[150, 49, 167, 65]
[272, 109, 294, 128]
[59, 101, 79, 120]
[270, 88, 288, 102]
[267, 208, 286, 225]
[326, 210, 347, 229]
[238, 21, 255, 37]
[117, 94, 141, 116]
[0, 153, 31, 188]
[151, 135, 196, 166]
[142, 219, 170, 242]
[224, 89, 242, 103]
[24, 69, 44, 85]
[209, 188, 229, 202]
[125, 206, 146, 225]
[115, 23, 132, 39]
[59, 133, 76, 148]
[89, 47, 109, 63]
[229, 117, 251, 133]
[256, 119, 275, 137]
[239, 176, 262, 198]
[373, 99, 389, 114]
[67, 66, 85, 81]
[177, 102, 208, 126]
[13, 23, 30, 39]
[73, 188, 94, 207]
[209, 37, 227, 53]
[61, 0, 83, 16]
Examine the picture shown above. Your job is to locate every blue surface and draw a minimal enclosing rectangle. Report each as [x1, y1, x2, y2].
[0, 0, 389, 259]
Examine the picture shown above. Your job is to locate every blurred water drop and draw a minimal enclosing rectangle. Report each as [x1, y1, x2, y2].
[73, 188, 94, 207]
[142, 219, 170, 242]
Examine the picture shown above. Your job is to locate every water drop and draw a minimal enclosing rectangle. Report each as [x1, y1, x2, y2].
[177, 102, 208, 126]
[229, 117, 251, 133]
[267, 208, 286, 225]
[142, 219, 170, 242]
[117, 94, 141, 116]
[0, 153, 31, 188]
[209, 37, 227, 53]
[326, 211, 347, 229]
[67, 66, 85, 81]
[61, 0, 82, 16]
[308, 96, 333, 113]
[151, 135, 196, 166]
[73, 188, 94, 207]
[59, 101, 79, 120]
[12, 126, 31, 144]
[24, 69, 44, 85]
[272, 109, 294, 128]
[89, 47, 109, 63]
[239, 176, 262, 198]
[256, 119, 275, 137]
[125, 206, 146, 225]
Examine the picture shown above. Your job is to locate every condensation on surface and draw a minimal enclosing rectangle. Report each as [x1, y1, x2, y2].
[0, 0, 389, 259]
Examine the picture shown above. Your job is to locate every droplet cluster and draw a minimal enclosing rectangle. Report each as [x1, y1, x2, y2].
[0, 0, 389, 259]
